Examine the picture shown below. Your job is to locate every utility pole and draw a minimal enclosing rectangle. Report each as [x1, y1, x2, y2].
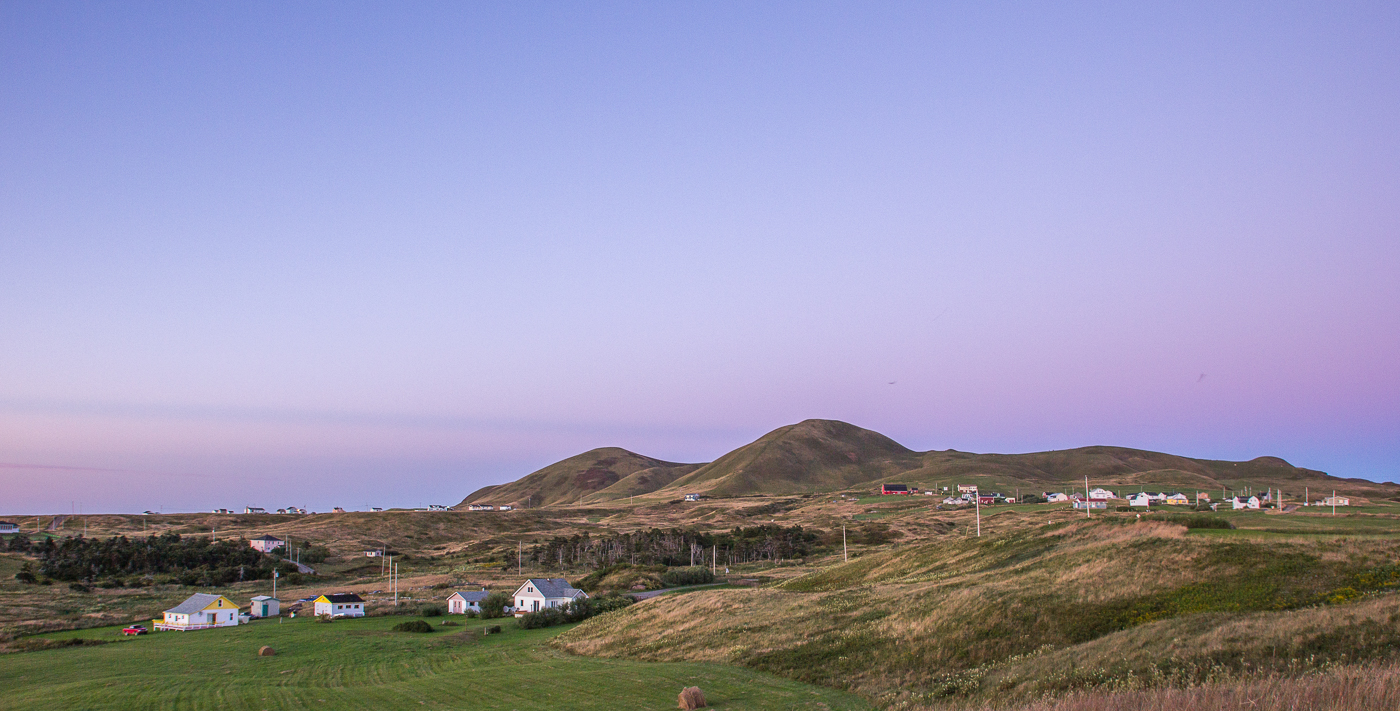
[273, 570, 278, 600]
[842, 525, 848, 562]
[712, 544, 716, 575]
[393, 562, 398, 606]
[1085, 476, 1090, 519]
[975, 494, 981, 537]
[518, 541, 522, 576]
[1333, 490, 1337, 517]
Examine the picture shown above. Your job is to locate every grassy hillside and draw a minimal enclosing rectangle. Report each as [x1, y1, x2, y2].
[664, 420, 921, 497]
[582, 463, 704, 503]
[462, 420, 1397, 507]
[0, 615, 870, 710]
[555, 519, 1400, 706]
[457, 447, 700, 507]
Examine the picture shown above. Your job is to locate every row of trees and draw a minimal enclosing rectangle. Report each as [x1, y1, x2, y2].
[525, 524, 821, 570]
[15, 532, 295, 586]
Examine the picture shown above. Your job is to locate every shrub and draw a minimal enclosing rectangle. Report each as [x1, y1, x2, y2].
[68, 582, 90, 593]
[661, 567, 715, 587]
[464, 609, 479, 619]
[485, 625, 502, 634]
[14, 563, 36, 584]
[515, 594, 635, 630]
[317, 614, 333, 623]
[419, 604, 444, 617]
[1168, 515, 1236, 530]
[393, 620, 434, 633]
[477, 591, 513, 619]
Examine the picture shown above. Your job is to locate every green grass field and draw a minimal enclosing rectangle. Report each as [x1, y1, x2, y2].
[0, 615, 870, 711]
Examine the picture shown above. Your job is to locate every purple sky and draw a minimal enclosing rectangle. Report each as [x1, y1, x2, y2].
[2, 3, 1397, 514]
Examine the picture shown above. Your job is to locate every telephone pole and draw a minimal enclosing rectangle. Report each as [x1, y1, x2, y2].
[842, 525, 848, 562]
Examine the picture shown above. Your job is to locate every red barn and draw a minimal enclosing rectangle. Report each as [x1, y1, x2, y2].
[881, 484, 910, 495]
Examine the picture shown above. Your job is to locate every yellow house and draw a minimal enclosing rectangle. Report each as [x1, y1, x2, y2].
[156, 593, 241, 631]
[1165, 493, 1190, 505]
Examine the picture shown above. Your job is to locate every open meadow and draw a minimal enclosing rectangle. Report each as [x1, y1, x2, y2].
[0, 615, 870, 711]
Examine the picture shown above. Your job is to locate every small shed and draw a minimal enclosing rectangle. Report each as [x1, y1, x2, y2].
[250, 595, 280, 618]
[0, 521, 19, 534]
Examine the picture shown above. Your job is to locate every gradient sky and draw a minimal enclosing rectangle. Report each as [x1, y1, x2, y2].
[2, 2, 1398, 514]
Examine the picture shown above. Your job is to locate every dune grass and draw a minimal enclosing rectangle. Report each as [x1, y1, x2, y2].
[0, 615, 870, 711]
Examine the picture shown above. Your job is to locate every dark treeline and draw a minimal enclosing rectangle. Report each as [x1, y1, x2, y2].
[18, 532, 294, 586]
[526, 525, 821, 570]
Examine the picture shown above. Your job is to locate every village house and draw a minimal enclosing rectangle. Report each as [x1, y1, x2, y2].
[332, 507, 347, 513]
[498, 505, 514, 511]
[513, 578, 588, 616]
[1127, 493, 1152, 507]
[1322, 495, 1350, 507]
[881, 484, 911, 495]
[1044, 492, 1069, 503]
[364, 550, 383, 557]
[1231, 496, 1261, 510]
[244, 507, 267, 514]
[447, 588, 492, 614]
[467, 504, 495, 511]
[957, 484, 979, 493]
[1164, 493, 1190, 506]
[977, 493, 999, 505]
[313, 593, 366, 617]
[0, 521, 19, 534]
[683, 493, 703, 502]
[1088, 488, 1117, 500]
[211, 508, 231, 514]
[428, 504, 450, 510]
[157, 593, 241, 631]
[370, 507, 383, 512]
[248, 535, 285, 553]
[249, 595, 279, 618]
[1073, 499, 1107, 510]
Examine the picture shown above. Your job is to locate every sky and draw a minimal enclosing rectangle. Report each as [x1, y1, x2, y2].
[1, 2, 1397, 514]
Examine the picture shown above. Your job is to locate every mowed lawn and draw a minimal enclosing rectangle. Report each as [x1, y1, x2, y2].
[0, 616, 871, 711]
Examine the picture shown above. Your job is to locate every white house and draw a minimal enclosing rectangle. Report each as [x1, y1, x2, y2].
[313, 593, 366, 617]
[683, 493, 703, 502]
[467, 504, 495, 511]
[0, 521, 19, 534]
[1322, 496, 1350, 507]
[447, 588, 493, 614]
[1045, 493, 1069, 503]
[499, 505, 514, 511]
[244, 507, 267, 514]
[957, 484, 979, 493]
[158, 593, 241, 631]
[1073, 500, 1107, 510]
[1231, 496, 1261, 510]
[512, 578, 588, 616]
[250, 595, 280, 618]
[1089, 488, 1116, 500]
[248, 535, 285, 553]
[1127, 493, 1152, 507]
[364, 550, 383, 557]
[428, 504, 450, 511]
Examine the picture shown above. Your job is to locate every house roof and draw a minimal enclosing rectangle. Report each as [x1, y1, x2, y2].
[251, 595, 278, 601]
[449, 590, 492, 603]
[315, 593, 365, 603]
[165, 593, 233, 615]
[516, 578, 586, 599]
[251, 535, 284, 542]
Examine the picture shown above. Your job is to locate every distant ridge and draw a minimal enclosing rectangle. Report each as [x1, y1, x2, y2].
[458, 447, 699, 508]
[665, 419, 921, 496]
[458, 419, 1396, 507]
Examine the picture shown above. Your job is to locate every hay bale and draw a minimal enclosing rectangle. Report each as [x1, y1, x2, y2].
[678, 686, 706, 710]
[257, 646, 276, 656]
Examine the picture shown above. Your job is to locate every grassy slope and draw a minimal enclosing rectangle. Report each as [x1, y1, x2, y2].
[465, 419, 1399, 506]
[0, 615, 870, 711]
[555, 520, 1400, 706]
[665, 420, 922, 497]
[458, 447, 700, 507]
[582, 463, 705, 503]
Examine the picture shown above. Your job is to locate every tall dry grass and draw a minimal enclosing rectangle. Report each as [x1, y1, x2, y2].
[966, 663, 1400, 711]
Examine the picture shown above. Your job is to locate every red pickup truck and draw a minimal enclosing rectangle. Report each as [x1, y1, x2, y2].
[121, 625, 148, 636]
